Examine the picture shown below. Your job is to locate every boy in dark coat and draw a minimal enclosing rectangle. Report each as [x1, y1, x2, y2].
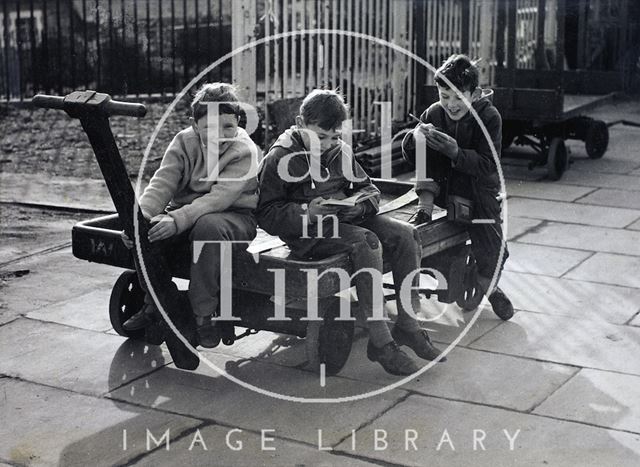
[258, 90, 446, 376]
[402, 55, 514, 320]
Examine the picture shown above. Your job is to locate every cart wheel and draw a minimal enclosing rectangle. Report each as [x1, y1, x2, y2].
[456, 256, 484, 312]
[546, 137, 568, 181]
[585, 120, 609, 159]
[305, 301, 355, 376]
[109, 270, 146, 339]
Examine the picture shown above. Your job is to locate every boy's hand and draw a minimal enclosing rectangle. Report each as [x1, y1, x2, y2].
[148, 214, 177, 242]
[426, 129, 459, 161]
[307, 197, 340, 221]
[120, 231, 134, 249]
[338, 203, 366, 222]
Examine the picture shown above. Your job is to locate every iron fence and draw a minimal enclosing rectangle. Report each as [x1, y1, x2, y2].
[0, 0, 233, 101]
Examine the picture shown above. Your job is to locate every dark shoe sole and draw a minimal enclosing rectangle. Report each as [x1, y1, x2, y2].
[197, 325, 220, 348]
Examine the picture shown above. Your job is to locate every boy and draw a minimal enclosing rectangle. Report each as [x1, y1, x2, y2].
[121, 82, 260, 346]
[257, 89, 445, 376]
[402, 54, 514, 320]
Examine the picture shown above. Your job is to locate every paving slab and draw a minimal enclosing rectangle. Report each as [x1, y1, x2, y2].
[334, 394, 640, 466]
[134, 423, 373, 466]
[630, 314, 640, 327]
[571, 157, 640, 175]
[627, 218, 640, 230]
[631, 168, 640, 177]
[577, 188, 640, 211]
[0, 378, 201, 467]
[507, 197, 640, 228]
[0, 171, 115, 212]
[0, 248, 122, 316]
[504, 216, 544, 240]
[505, 180, 595, 202]
[499, 270, 640, 324]
[26, 288, 114, 332]
[564, 253, 640, 289]
[0, 318, 170, 396]
[560, 170, 640, 191]
[504, 242, 593, 277]
[501, 158, 546, 181]
[534, 369, 640, 434]
[337, 340, 577, 412]
[108, 351, 407, 447]
[518, 222, 640, 256]
[470, 311, 640, 376]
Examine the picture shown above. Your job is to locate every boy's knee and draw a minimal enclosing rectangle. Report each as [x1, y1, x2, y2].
[348, 231, 380, 252]
[190, 215, 230, 241]
[363, 231, 380, 250]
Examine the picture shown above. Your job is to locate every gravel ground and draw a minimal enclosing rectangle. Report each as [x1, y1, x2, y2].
[0, 97, 195, 180]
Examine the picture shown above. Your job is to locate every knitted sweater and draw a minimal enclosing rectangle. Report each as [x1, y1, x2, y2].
[139, 126, 260, 233]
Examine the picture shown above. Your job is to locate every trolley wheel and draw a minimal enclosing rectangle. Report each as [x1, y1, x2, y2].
[585, 119, 609, 159]
[305, 301, 355, 376]
[546, 137, 568, 181]
[456, 255, 484, 312]
[109, 270, 146, 339]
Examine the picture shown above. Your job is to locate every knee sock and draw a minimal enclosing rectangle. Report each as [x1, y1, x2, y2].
[417, 190, 435, 216]
[367, 320, 394, 348]
[395, 312, 422, 332]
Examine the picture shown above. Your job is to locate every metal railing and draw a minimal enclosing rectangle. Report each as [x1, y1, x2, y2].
[0, 0, 232, 102]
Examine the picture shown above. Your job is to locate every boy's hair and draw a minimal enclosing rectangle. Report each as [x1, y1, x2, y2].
[191, 82, 240, 121]
[434, 54, 479, 93]
[299, 89, 349, 130]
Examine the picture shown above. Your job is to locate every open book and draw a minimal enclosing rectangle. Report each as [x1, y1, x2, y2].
[319, 191, 378, 207]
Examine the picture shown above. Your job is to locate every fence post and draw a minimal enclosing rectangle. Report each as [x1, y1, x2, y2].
[392, 1, 409, 121]
[232, 0, 256, 104]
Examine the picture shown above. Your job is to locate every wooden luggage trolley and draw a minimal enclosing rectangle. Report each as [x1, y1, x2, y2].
[413, 0, 633, 181]
[32, 91, 478, 375]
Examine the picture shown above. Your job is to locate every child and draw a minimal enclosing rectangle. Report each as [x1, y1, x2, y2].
[402, 54, 514, 320]
[257, 89, 445, 376]
[121, 82, 260, 346]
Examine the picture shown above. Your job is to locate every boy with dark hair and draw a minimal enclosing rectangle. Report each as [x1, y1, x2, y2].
[402, 54, 513, 320]
[257, 89, 446, 376]
[121, 82, 260, 346]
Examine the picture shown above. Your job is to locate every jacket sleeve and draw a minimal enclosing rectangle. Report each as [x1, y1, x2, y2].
[453, 107, 502, 178]
[256, 152, 308, 237]
[346, 153, 381, 216]
[167, 145, 259, 234]
[401, 108, 441, 196]
[139, 134, 185, 219]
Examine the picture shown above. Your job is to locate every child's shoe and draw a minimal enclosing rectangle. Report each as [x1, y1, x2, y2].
[391, 326, 447, 362]
[409, 209, 432, 226]
[196, 315, 220, 348]
[123, 303, 155, 331]
[367, 340, 420, 375]
[488, 287, 514, 321]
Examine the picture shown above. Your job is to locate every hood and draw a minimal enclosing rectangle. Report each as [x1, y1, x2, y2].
[269, 126, 346, 168]
[470, 88, 494, 114]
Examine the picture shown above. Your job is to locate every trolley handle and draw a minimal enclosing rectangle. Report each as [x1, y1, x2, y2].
[32, 91, 146, 118]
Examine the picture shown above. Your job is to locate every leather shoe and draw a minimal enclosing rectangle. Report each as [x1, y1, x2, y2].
[367, 340, 420, 375]
[196, 317, 220, 348]
[409, 209, 432, 226]
[391, 326, 446, 362]
[123, 304, 155, 331]
[488, 287, 514, 321]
